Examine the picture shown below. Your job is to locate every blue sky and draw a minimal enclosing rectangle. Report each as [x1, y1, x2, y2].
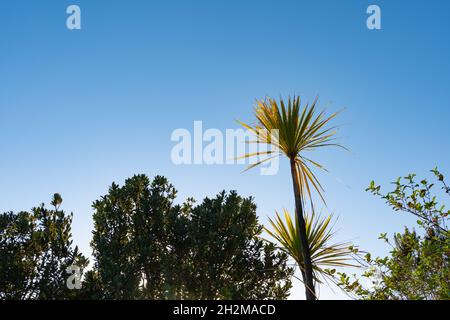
[1, 0, 450, 299]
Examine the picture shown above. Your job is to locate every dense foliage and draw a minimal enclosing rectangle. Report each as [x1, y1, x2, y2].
[338, 169, 449, 300]
[3, 169, 448, 300]
[83, 174, 293, 299]
[1, 176, 292, 300]
[0, 194, 88, 300]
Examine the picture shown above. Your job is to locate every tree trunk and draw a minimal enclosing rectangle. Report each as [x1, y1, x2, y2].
[289, 157, 316, 300]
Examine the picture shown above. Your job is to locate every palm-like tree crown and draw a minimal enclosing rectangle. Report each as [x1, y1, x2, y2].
[265, 209, 357, 284]
[238, 96, 344, 203]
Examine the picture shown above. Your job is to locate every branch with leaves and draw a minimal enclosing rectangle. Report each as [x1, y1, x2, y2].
[338, 169, 450, 300]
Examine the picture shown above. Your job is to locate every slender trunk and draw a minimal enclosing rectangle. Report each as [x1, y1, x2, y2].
[289, 157, 316, 300]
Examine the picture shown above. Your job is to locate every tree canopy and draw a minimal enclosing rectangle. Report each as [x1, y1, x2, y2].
[84, 174, 293, 299]
[0, 194, 88, 300]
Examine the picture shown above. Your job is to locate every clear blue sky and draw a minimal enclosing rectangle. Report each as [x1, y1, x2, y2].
[1, 0, 450, 299]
